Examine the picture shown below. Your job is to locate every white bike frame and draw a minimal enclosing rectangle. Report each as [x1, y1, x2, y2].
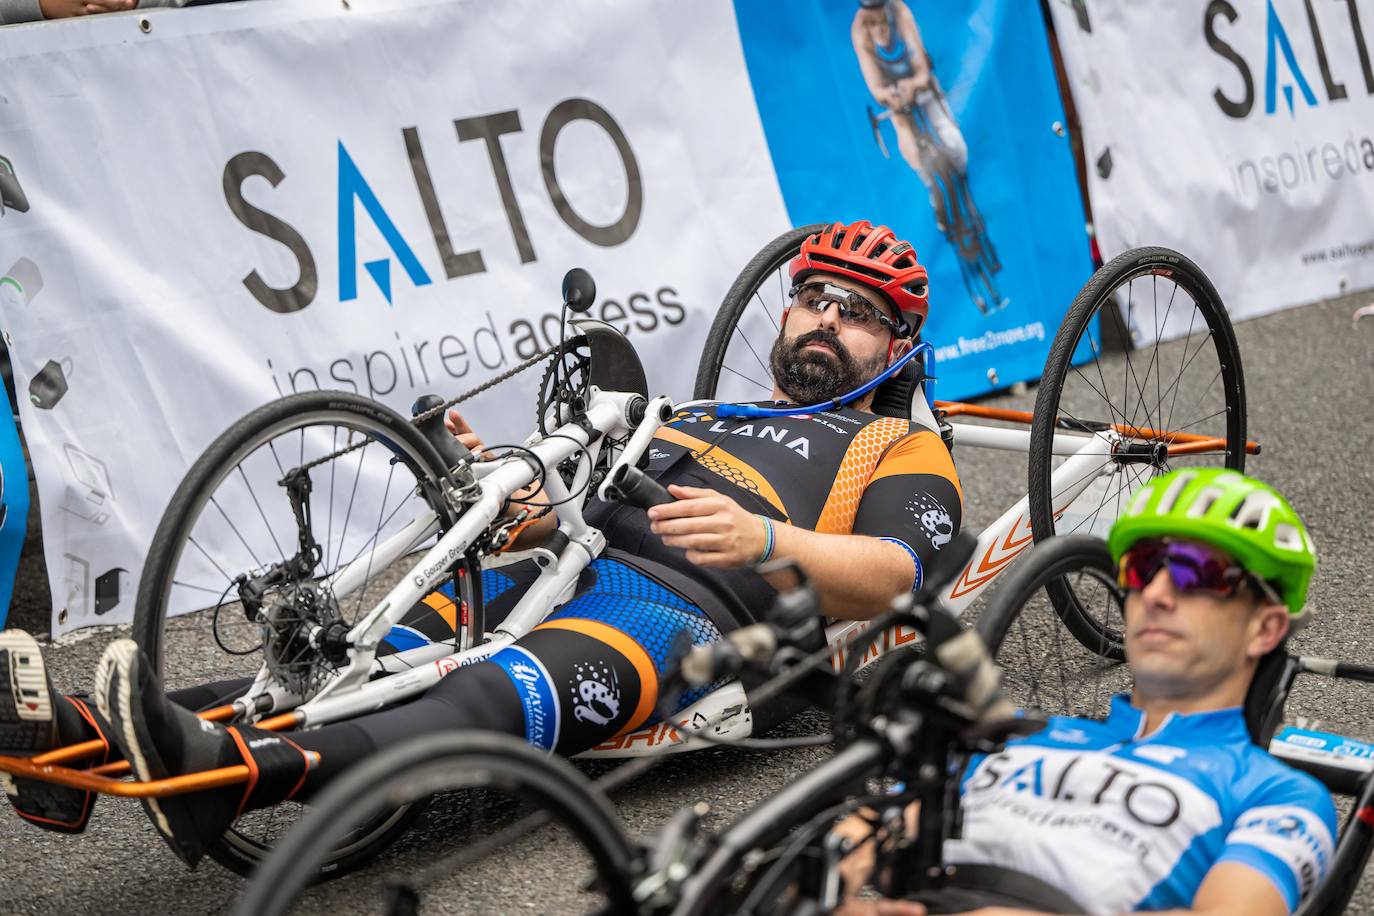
[223, 384, 1127, 760]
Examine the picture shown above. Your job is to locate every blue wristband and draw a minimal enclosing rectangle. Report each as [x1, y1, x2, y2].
[755, 515, 775, 565]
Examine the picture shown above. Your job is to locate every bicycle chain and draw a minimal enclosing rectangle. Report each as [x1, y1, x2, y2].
[290, 344, 561, 476]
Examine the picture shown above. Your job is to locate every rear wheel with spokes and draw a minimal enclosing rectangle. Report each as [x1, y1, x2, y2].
[133, 390, 482, 876]
[1028, 247, 1246, 653]
[977, 535, 1129, 721]
[694, 224, 825, 402]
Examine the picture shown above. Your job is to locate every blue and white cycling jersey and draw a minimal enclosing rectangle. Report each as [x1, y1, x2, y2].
[946, 695, 1338, 914]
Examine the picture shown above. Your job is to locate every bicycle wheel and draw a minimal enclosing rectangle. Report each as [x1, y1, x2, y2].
[976, 535, 1129, 721]
[693, 223, 826, 402]
[231, 732, 640, 916]
[1028, 247, 1245, 654]
[133, 389, 481, 876]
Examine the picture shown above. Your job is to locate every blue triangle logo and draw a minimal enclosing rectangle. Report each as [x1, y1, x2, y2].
[365, 258, 393, 304]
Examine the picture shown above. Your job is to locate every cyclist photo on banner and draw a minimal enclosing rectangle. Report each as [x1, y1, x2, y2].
[834, 470, 1336, 916]
[731, 0, 1090, 401]
[0, 221, 964, 869]
[851, 0, 1006, 316]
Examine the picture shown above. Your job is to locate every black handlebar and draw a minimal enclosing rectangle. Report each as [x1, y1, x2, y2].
[603, 464, 674, 509]
[411, 394, 473, 472]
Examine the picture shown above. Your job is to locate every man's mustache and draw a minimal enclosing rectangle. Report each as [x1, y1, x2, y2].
[790, 329, 853, 364]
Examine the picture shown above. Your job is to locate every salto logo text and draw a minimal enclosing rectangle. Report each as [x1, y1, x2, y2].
[222, 98, 642, 314]
[1205, 0, 1374, 118]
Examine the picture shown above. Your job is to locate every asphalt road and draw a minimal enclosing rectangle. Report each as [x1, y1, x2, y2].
[3, 289, 1374, 914]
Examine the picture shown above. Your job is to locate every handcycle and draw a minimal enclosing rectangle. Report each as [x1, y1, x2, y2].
[866, 85, 1005, 315]
[237, 534, 1374, 915]
[0, 228, 1255, 881]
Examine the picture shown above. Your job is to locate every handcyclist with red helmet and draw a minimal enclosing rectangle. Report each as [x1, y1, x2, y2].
[1, 222, 965, 870]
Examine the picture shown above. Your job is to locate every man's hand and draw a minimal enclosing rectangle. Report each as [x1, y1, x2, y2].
[647, 484, 768, 568]
[878, 85, 905, 111]
[444, 409, 489, 459]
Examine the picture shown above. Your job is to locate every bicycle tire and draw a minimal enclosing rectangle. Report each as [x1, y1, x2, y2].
[231, 732, 640, 916]
[133, 390, 477, 878]
[975, 535, 1127, 721]
[693, 223, 826, 401]
[1027, 248, 1245, 656]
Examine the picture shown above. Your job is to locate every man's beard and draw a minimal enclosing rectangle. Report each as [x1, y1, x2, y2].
[769, 329, 887, 406]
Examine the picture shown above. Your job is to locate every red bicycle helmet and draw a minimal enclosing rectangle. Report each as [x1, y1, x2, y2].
[788, 221, 929, 336]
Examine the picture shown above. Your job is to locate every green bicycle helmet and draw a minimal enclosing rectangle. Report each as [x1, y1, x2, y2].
[1108, 468, 1315, 617]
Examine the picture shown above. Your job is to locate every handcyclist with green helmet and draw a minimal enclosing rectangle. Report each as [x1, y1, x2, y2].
[835, 468, 1337, 916]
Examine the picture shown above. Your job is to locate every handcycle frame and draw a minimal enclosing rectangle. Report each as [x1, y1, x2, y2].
[0, 409, 1255, 800]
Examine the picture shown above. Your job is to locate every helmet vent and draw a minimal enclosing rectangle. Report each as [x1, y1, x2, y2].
[1273, 523, 1304, 552]
[1187, 486, 1224, 518]
[1158, 472, 1193, 513]
[1230, 492, 1276, 530]
[807, 252, 890, 283]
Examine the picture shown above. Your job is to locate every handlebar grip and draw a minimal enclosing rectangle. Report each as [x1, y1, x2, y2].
[603, 464, 673, 509]
[411, 394, 473, 471]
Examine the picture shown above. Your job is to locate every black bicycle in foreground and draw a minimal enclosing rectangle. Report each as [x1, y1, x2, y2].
[233, 531, 1374, 915]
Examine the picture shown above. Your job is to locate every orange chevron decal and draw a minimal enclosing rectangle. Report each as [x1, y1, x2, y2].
[948, 505, 1069, 600]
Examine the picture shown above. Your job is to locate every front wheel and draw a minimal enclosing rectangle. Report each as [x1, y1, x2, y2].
[133, 389, 482, 877]
[230, 733, 641, 916]
[1027, 248, 1246, 654]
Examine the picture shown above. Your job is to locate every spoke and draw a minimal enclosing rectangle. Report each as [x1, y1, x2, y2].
[170, 579, 234, 598]
[1112, 280, 1163, 441]
[236, 466, 288, 563]
[210, 494, 267, 571]
[719, 362, 772, 394]
[353, 462, 400, 622]
[1081, 325, 1127, 430]
[1067, 362, 1129, 429]
[1161, 403, 1229, 438]
[1165, 365, 1227, 440]
[1062, 467, 1127, 537]
[1049, 442, 1117, 511]
[266, 440, 289, 482]
[326, 426, 338, 573]
[333, 441, 370, 571]
[732, 324, 774, 383]
[186, 535, 235, 586]
[754, 284, 781, 335]
[1152, 329, 1219, 433]
[1163, 307, 1204, 435]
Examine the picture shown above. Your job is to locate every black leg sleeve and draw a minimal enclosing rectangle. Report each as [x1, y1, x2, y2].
[291, 662, 525, 797]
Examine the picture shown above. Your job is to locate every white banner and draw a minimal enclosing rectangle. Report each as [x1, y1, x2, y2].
[0, 0, 790, 635]
[1050, 0, 1374, 326]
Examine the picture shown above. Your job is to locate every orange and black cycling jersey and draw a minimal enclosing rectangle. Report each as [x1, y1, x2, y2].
[580, 401, 963, 630]
[647, 401, 963, 559]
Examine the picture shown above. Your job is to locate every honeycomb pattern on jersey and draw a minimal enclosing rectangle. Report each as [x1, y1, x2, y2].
[546, 558, 721, 672]
[814, 417, 912, 534]
[695, 452, 763, 498]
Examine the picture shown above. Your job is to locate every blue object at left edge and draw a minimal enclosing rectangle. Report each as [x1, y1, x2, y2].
[0, 406, 29, 628]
